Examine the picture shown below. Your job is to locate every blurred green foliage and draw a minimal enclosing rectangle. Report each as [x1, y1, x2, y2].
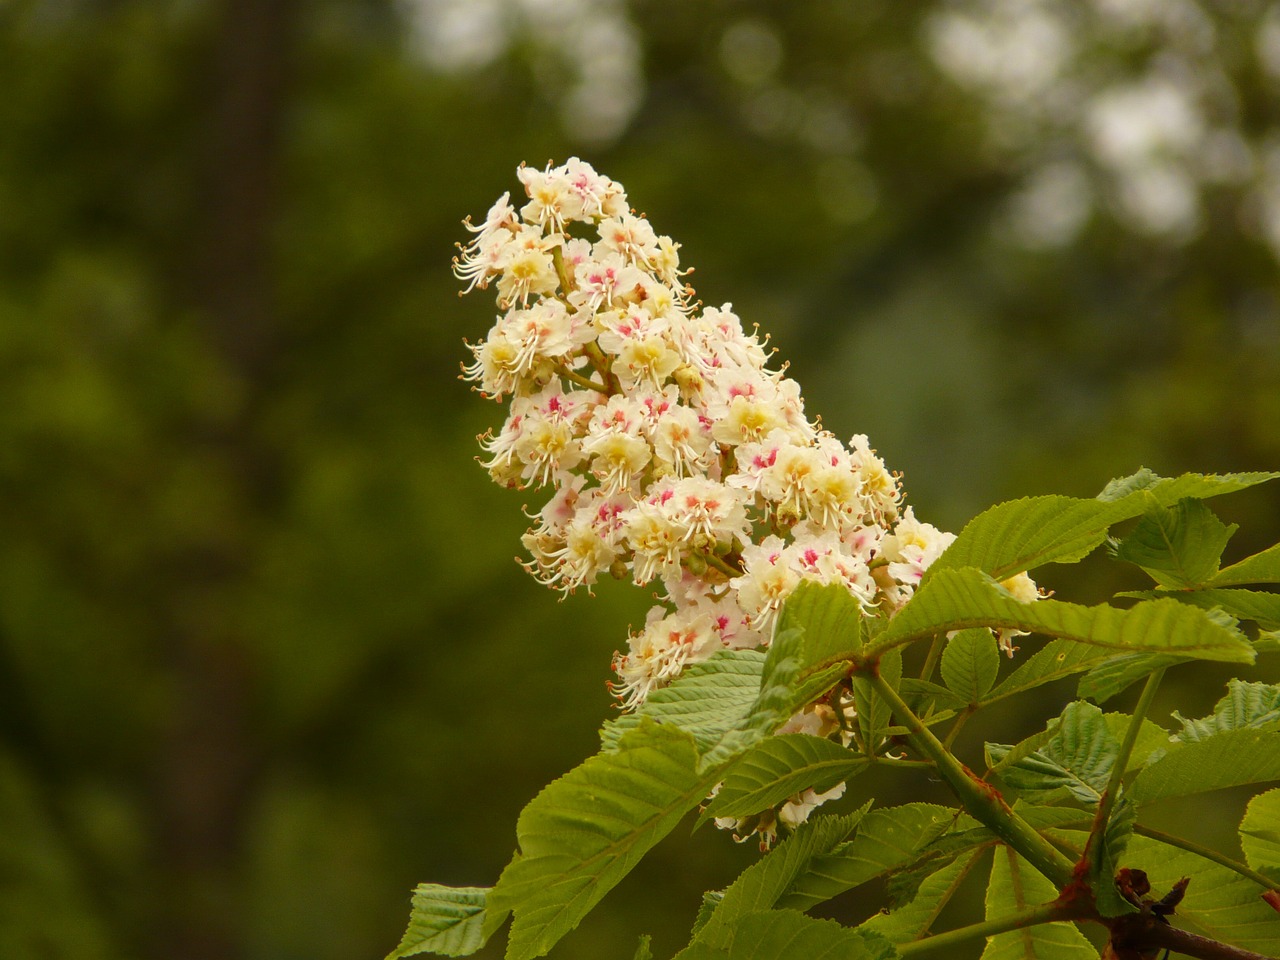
[0, 1, 1276, 958]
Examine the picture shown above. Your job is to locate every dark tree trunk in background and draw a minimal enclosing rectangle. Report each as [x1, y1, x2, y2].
[154, 1, 299, 958]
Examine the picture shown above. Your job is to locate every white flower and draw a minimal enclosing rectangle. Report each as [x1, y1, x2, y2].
[611, 606, 720, 709]
[882, 506, 957, 589]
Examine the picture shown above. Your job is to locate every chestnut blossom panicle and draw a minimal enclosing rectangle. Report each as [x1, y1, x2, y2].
[456, 159, 1041, 844]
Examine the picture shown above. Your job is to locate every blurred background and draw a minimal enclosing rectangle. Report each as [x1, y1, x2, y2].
[1, 1, 1278, 958]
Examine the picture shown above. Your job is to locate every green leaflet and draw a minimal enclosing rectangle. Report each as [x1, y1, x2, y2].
[490, 720, 719, 960]
[601, 650, 766, 753]
[1129, 729, 1280, 803]
[990, 701, 1117, 805]
[692, 808, 869, 951]
[871, 568, 1255, 662]
[771, 580, 866, 681]
[986, 640, 1115, 704]
[1110, 498, 1237, 589]
[718, 910, 896, 960]
[1077, 652, 1186, 703]
[860, 845, 988, 943]
[852, 648, 902, 754]
[979, 848, 1095, 960]
[1210, 541, 1280, 587]
[1101, 713, 1169, 773]
[927, 469, 1277, 582]
[883, 820, 993, 909]
[702, 735, 870, 820]
[1088, 797, 1137, 918]
[940, 628, 1000, 702]
[1239, 787, 1280, 883]
[1123, 834, 1280, 955]
[386, 885, 490, 959]
[898, 678, 967, 716]
[775, 804, 958, 913]
[1173, 679, 1280, 742]
[1165, 588, 1280, 630]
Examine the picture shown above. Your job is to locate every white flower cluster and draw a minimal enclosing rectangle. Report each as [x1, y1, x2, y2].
[456, 159, 1031, 841]
[458, 159, 967, 705]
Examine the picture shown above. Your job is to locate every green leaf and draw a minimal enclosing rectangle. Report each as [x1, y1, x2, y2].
[1077, 652, 1186, 703]
[874, 568, 1254, 663]
[1165, 588, 1280, 630]
[703, 735, 870, 820]
[632, 934, 653, 960]
[776, 804, 959, 913]
[1101, 713, 1169, 772]
[929, 470, 1277, 582]
[898, 678, 967, 715]
[1089, 798, 1138, 918]
[1210, 542, 1280, 587]
[986, 640, 1116, 704]
[600, 650, 766, 753]
[387, 885, 490, 959]
[1097, 468, 1279, 503]
[979, 847, 1095, 959]
[1240, 787, 1280, 882]
[724, 910, 895, 960]
[693, 809, 869, 950]
[852, 648, 902, 754]
[1123, 834, 1280, 954]
[992, 701, 1118, 805]
[1111, 498, 1237, 589]
[772, 580, 866, 680]
[1173, 680, 1280, 742]
[1129, 729, 1280, 803]
[491, 720, 719, 960]
[861, 846, 987, 943]
[941, 628, 1000, 702]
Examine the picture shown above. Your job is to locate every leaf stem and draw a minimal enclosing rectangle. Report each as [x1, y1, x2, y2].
[896, 899, 1081, 958]
[918, 634, 944, 683]
[1133, 823, 1280, 893]
[866, 668, 1076, 888]
[1099, 666, 1165, 831]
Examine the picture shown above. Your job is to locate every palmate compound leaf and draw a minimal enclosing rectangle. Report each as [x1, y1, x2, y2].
[871, 567, 1256, 664]
[927, 469, 1278, 582]
[1240, 787, 1280, 884]
[387, 885, 489, 959]
[489, 719, 721, 960]
[1110, 497, 1238, 589]
[702, 735, 870, 821]
[980, 847, 1096, 960]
